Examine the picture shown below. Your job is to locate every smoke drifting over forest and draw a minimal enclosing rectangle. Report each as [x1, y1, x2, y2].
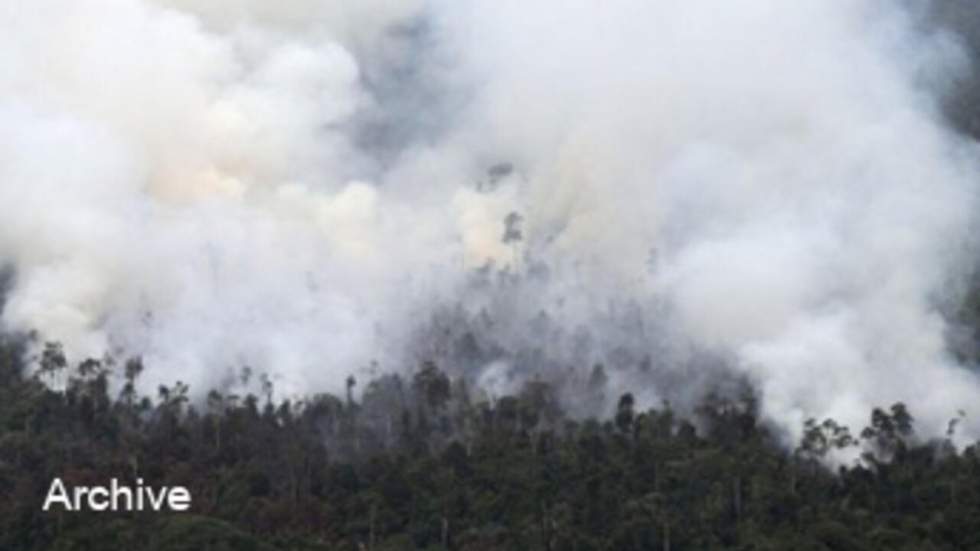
[2, 0, 980, 444]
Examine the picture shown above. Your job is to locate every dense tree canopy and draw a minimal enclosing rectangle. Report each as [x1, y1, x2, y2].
[0, 335, 978, 550]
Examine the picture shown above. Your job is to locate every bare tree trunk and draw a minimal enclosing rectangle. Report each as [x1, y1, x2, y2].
[541, 502, 552, 551]
[733, 476, 742, 522]
[369, 503, 377, 551]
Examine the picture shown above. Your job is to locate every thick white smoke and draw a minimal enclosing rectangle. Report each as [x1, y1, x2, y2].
[1, 0, 979, 444]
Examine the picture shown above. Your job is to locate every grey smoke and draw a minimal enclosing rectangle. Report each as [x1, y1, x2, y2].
[1, 0, 980, 448]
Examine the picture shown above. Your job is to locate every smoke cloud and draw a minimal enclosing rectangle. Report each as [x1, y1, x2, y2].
[2, 0, 979, 445]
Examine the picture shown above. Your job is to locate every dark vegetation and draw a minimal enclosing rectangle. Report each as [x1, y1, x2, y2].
[1, 336, 978, 551]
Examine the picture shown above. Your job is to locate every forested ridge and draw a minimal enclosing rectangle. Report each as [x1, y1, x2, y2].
[6, 0, 980, 549]
[1, 336, 979, 551]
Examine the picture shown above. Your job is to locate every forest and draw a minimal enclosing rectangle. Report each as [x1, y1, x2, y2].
[7, 1, 980, 550]
[1, 334, 978, 551]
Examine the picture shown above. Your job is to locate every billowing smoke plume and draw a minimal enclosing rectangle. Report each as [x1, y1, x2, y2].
[2, 0, 980, 444]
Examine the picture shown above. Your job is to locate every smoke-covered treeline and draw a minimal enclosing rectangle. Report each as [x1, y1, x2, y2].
[2, 337, 980, 550]
[5, 0, 980, 452]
